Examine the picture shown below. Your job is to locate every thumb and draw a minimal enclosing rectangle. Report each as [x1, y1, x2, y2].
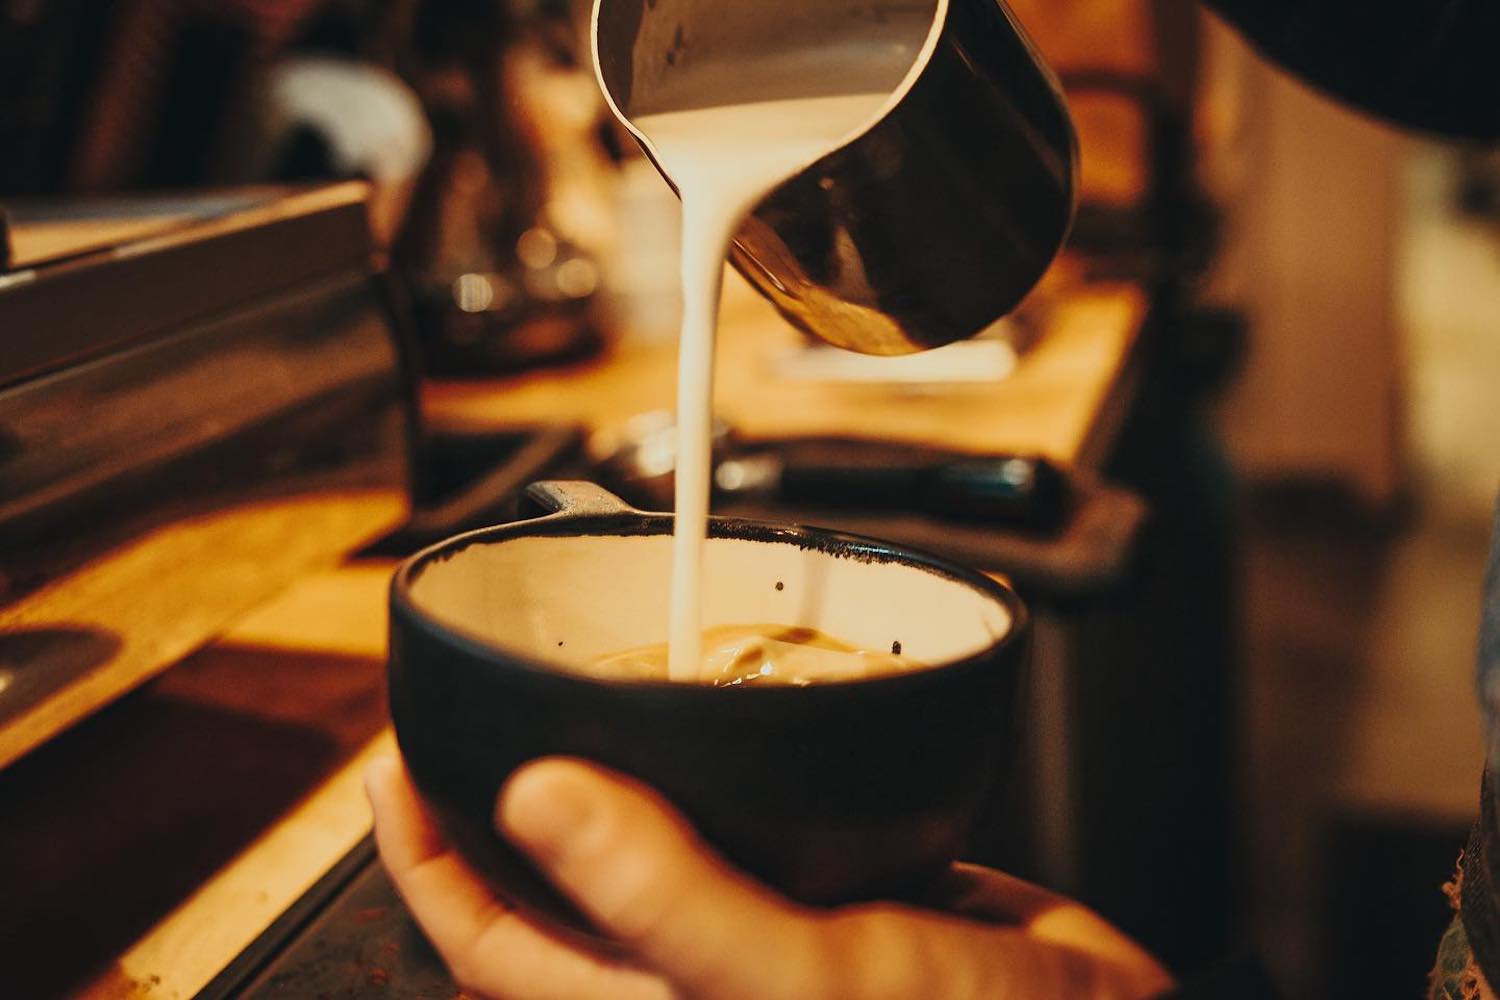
[497, 758, 829, 1000]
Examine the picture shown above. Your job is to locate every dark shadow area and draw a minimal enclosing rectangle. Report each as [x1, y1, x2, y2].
[1238, 482, 1485, 999]
[0, 643, 387, 999]
[1321, 811, 1469, 1000]
[200, 838, 458, 1000]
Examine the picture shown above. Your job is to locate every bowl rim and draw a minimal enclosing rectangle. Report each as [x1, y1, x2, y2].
[389, 510, 1030, 695]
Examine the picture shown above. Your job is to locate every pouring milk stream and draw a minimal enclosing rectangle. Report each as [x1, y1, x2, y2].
[632, 93, 893, 680]
[593, 0, 1077, 679]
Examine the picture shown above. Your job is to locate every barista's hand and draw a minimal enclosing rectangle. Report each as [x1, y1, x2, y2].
[367, 754, 1174, 1000]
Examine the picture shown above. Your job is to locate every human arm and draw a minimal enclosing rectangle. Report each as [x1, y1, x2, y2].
[366, 754, 1176, 1000]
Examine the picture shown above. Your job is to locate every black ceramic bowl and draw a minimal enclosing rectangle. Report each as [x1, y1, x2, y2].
[389, 481, 1029, 940]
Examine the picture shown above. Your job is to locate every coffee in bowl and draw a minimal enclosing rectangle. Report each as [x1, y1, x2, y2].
[388, 482, 1029, 943]
[586, 624, 923, 686]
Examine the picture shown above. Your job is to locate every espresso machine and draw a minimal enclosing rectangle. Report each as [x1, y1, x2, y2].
[0, 185, 412, 770]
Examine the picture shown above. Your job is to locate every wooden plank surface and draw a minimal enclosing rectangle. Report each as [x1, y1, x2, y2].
[3, 184, 369, 272]
[81, 732, 397, 1000]
[6, 216, 194, 270]
[0, 488, 406, 771]
[17, 563, 402, 1000]
[428, 271, 1146, 470]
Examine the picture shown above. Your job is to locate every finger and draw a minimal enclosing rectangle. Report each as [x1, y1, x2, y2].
[825, 905, 1049, 999]
[938, 863, 1172, 980]
[366, 755, 673, 1000]
[367, 753, 511, 947]
[497, 758, 831, 1000]
[826, 903, 1166, 1000]
[366, 753, 449, 872]
[930, 863, 1076, 924]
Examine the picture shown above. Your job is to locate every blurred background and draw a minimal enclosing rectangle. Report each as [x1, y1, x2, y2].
[4, 0, 1500, 996]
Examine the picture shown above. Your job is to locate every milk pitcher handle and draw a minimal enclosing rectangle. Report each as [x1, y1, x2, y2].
[519, 481, 638, 521]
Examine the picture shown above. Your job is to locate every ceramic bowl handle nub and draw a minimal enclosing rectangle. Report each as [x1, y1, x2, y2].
[519, 481, 637, 521]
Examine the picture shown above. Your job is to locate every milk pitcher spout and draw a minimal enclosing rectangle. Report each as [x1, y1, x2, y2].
[593, 0, 1078, 355]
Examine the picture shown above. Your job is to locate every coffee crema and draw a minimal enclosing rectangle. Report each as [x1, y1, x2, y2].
[585, 624, 923, 686]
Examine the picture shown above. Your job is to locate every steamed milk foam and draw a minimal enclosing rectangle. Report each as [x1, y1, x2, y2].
[591, 625, 921, 686]
[633, 93, 892, 682]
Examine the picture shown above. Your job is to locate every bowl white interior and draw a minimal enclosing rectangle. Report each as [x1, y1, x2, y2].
[408, 531, 1012, 671]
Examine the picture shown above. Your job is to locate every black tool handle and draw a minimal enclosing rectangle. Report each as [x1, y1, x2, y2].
[920, 456, 1068, 531]
[770, 439, 1069, 532]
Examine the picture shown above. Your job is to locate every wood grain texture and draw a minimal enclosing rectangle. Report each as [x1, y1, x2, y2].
[5, 184, 372, 271]
[65, 564, 399, 1000]
[0, 489, 406, 771]
[77, 733, 397, 1000]
[426, 272, 1146, 469]
[7, 216, 194, 269]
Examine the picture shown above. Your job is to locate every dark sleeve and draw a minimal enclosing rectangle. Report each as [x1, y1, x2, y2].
[1154, 955, 1283, 1000]
[1200, 0, 1500, 141]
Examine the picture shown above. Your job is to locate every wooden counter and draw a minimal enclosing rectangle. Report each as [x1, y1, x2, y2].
[0, 489, 406, 773]
[427, 269, 1146, 470]
[6, 216, 194, 270]
[2, 564, 398, 1000]
[5, 263, 1147, 999]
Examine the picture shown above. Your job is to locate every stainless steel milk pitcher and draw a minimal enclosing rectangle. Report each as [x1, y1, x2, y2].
[592, 0, 1078, 355]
